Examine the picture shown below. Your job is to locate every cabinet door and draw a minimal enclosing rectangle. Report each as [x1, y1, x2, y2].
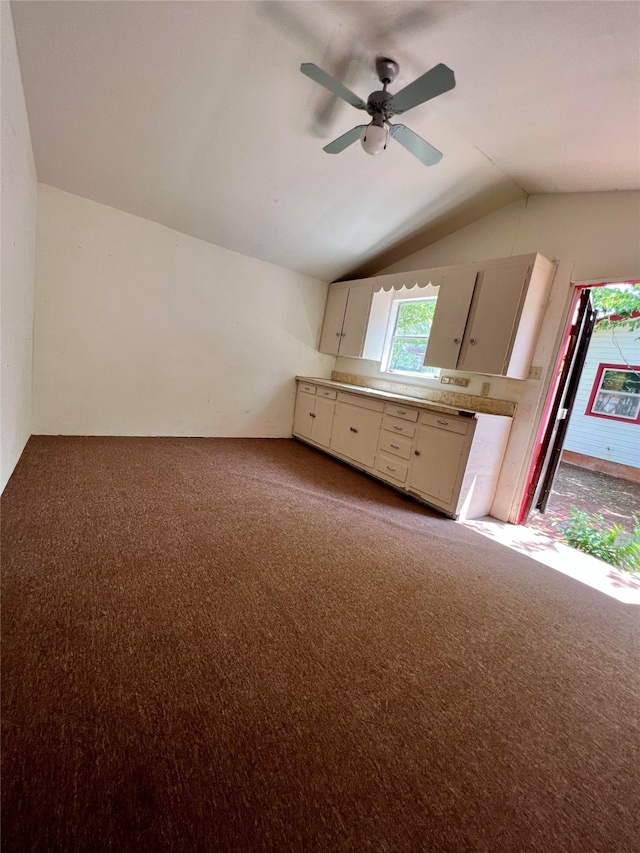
[408, 424, 467, 506]
[311, 396, 335, 448]
[292, 390, 315, 439]
[339, 284, 373, 358]
[423, 269, 478, 369]
[458, 263, 530, 375]
[319, 288, 349, 355]
[330, 403, 382, 468]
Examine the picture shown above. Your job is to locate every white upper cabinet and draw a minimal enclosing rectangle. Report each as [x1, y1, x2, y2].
[317, 254, 555, 376]
[319, 281, 373, 357]
[423, 253, 555, 379]
[421, 268, 478, 370]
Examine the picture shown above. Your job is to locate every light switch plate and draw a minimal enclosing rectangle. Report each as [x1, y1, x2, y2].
[528, 366, 543, 380]
[480, 382, 490, 396]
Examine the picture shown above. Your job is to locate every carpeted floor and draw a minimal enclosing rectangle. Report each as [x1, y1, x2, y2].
[2, 436, 639, 852]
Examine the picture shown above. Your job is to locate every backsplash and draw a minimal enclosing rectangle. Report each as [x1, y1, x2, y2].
[331, 371, 517, 417]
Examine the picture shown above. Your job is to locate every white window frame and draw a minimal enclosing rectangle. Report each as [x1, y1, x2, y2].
[381, 296, 440, 379]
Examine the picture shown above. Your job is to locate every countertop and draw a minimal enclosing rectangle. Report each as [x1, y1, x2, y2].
[296, 376, 483, 418]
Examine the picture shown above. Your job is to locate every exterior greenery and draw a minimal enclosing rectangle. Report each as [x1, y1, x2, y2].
[592, 283, 640, 334]
[558, 509, 640, 575]
[388, 299, 439, 375]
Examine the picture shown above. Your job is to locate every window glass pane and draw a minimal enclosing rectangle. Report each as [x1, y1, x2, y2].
[394, 300, 436, 337]
[389, 338, 429, 373]
[592, 392, 640, 419]
[601, 369, 640, 394]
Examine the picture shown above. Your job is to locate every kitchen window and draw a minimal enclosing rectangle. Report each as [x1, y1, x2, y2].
[382, 297, 440, 378]
[586, 364, 640, 424]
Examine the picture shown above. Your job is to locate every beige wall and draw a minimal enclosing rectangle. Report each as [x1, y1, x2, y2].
[1, 4, 37, 492]
[336, 191, 640, 521]
[33, 185, 333, 437]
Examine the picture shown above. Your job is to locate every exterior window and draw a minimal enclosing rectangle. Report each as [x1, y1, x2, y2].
[586, 364, 640, 424]
[383, 297, 440, 378]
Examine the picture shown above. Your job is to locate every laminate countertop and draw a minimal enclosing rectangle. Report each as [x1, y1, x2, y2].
[295, 376, 510, 419]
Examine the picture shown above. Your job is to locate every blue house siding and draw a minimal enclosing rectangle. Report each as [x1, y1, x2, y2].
[563, 325, 640, 468]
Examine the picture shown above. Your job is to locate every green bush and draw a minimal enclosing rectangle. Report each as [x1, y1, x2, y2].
[557, 509, 640, 574]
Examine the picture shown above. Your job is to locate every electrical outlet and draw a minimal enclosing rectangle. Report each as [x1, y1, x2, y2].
[480, 382, 490, 397]
[454, 378, 469, 387]
[440, 376, 452, 384]
[528, 366, 543, 380]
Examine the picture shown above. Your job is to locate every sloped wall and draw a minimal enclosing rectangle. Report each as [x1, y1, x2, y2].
[33, 186, 333, 437]
[1, 4, 37, 492]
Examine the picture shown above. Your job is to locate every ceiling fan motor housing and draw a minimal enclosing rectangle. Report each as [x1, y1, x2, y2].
[366, 90, 396, 124]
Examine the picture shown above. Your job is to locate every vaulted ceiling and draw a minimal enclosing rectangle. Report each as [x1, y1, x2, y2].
[11, 1, 640, 281]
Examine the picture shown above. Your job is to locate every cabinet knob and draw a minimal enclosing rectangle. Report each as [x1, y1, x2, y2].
[414, 450, 421, 456]
[469, 338, 477, 345]
[309, 413, 316, 418]
[336, 332, 340, 336]
[453, 338, 460, 344]
[349, 426, 358, 433]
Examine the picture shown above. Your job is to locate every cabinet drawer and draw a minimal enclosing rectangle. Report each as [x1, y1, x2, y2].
[337, 391, 385, 412]
[375, 453, 409, 483]
[382, 415, 416, 438]
[384, 403, 419, 422]
[378, 432, 413, 460]
[419, 411, 470, 435]
[299, 383, 316, 395]
[316, 387, 337, 400]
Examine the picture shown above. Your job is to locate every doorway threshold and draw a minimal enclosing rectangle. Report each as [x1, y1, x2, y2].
[462, 516, 640, 605]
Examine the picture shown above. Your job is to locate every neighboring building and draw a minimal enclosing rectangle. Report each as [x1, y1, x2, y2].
[563, 318, 640, 481]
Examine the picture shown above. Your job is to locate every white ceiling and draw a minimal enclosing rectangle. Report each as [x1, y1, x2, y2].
[11, 1, 640, 281]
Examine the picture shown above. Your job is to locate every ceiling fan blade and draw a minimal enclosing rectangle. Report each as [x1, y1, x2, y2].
[323, 125, 368, 154]
[301, 63, 367, 110]
[388, 124, 443, 166]
[391, 63, 455, 114]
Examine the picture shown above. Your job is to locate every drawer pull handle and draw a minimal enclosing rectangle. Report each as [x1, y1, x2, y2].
[310, 413, 316, 418]
[414, 450, 421, 456]
[390, 443, 400, 449]
[396, 409, 406, 414]
[393, 425, 403, 431]
[437, 419, 449, 426]
[349, 427, 358, 433]
[386, 466, 396, 472]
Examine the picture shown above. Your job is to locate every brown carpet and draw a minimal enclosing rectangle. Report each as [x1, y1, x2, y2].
[2, 436, 639, 852]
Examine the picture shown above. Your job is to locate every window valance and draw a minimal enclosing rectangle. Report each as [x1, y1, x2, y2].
[372, 270, 442, 292]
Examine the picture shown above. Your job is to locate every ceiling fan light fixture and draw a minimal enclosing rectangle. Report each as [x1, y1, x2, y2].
[360, 123, 388, 155]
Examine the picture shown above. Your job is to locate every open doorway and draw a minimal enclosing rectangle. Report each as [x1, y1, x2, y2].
[519, 281, 640, 571]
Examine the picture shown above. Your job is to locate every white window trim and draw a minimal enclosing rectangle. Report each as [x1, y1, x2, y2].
[381, 295, 440, 379]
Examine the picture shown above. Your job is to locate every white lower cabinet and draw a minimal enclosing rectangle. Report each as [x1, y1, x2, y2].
[329, 393, 383, 469]
[292, 381, 511, 519]
[407, 418, 470, 509]
[292, 387, 336, 448]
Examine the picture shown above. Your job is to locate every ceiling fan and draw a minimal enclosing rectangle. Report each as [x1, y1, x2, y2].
[300, 57, 455, 167]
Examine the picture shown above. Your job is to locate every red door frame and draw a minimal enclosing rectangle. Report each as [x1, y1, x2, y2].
[516, 279, 640, 524]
